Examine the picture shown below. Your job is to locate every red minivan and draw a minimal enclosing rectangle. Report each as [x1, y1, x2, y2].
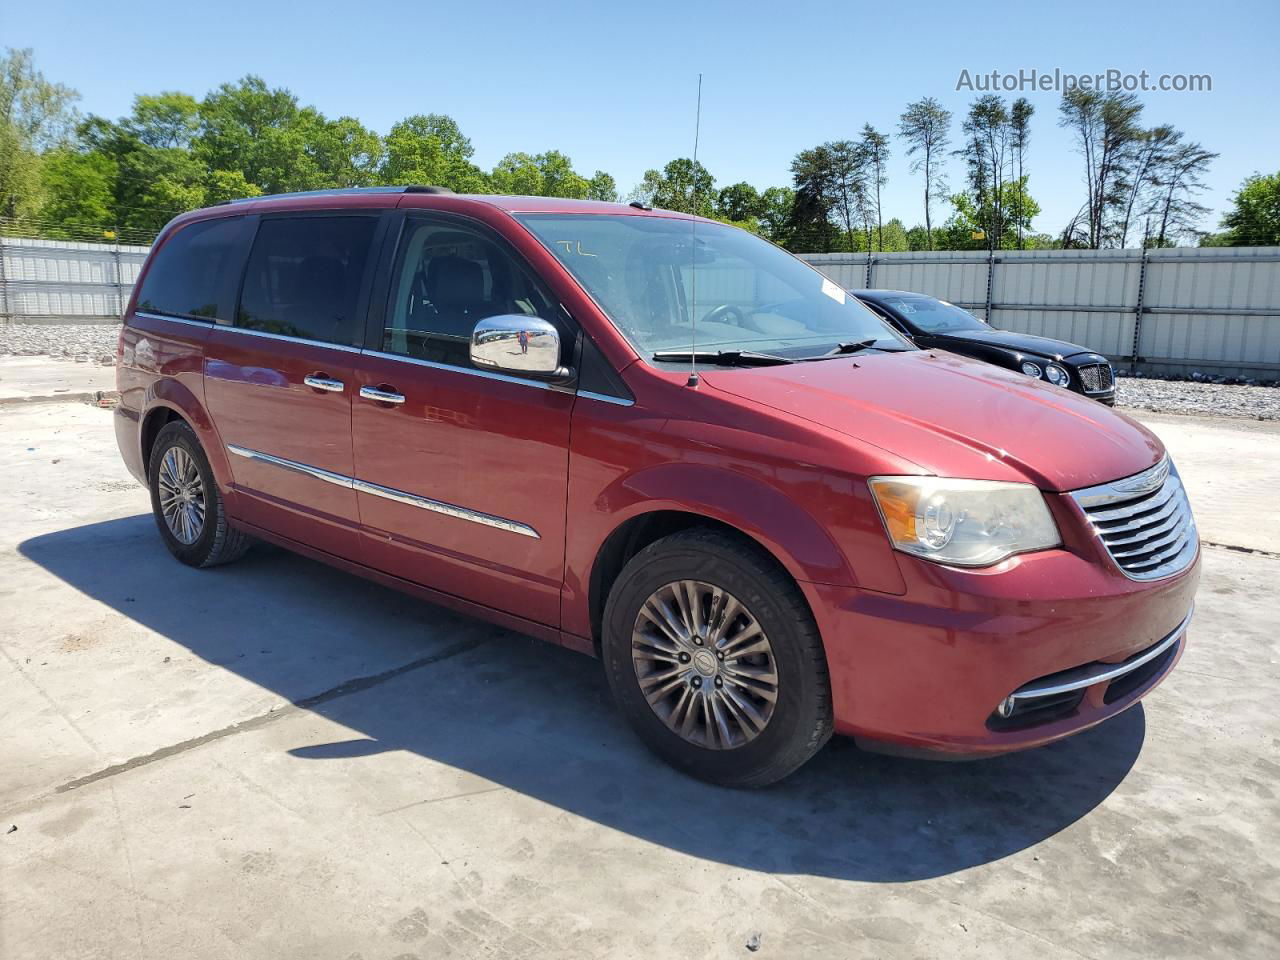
[115, 187, 1199, 786]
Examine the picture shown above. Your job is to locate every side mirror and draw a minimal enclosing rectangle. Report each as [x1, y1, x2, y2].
[470, 315, 570, 379]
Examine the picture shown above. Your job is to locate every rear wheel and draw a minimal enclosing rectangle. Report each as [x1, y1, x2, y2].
[148, 420, 250, 567]
[601, 528, 833, 787]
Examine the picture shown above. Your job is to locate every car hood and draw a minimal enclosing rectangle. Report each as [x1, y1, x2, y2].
[703, 350, 1161, 492]
[932, 327, 1097, 360]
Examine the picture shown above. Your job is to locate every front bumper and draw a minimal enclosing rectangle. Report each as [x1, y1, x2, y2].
[802, 534, 1200, 757]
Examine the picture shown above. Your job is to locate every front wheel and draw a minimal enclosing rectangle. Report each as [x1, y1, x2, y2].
[601, 528, 833, 787]
[148, 420, 251, 568]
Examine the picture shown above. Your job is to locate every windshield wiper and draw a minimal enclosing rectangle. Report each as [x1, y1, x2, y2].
[651, 350, 795, 367]
[800, 339, 911, 360]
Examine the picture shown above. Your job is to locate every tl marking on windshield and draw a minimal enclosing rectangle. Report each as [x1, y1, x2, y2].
[555, 240, 597, 257]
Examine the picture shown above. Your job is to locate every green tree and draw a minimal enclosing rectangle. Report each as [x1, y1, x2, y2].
[859, 124, 890, 250]
[1218, 170, 1280, 246]
[1009, 97, 1033, 248]
[757, 186, 794, 244]
[786, 145, 838, 251]
[309, 115, 383, 187]
[715, 181, 761, 222]
[899, 97, 951, 250]
[632, 158, 714, 215]
[1, 48, 80, 219]
[1058, 90, 1144, 247]
[37, 148, 116, 235]
[381, 113, 488, 192]
[958, 95, 1012, 252]
[128, 92, 199, 149]
[490, 151, 543, 195]
[196, 76, 327, 193]
[586, 170, 617, 202]
[942, 178, 1040, 250]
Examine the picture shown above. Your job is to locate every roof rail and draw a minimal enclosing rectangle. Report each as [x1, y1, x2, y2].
[220, 185, 454, 205]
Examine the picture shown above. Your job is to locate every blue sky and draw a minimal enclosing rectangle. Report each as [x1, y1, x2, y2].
[8, 0, 1279, 235]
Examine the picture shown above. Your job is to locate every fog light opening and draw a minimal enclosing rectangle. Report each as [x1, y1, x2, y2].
[996, 695, 1017, 719]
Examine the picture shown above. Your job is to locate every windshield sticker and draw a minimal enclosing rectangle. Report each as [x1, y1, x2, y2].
[821, 278, 846, 304]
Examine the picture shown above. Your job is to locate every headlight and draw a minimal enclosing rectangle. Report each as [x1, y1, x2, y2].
[1045, 363, 1070, 386]
[868, 477, 1061, 567]
[1020, 361, 1041, 377]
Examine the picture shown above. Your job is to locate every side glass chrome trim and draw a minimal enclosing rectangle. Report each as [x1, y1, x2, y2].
[227, 444, 354, 488]
[353, 478, 540, 539]
[134, 311, 216, 328]
[225, 444, 539, 538]
[1009, 606, 1193, 703]
[361, 349, 553, 391]
[578, 390, 635, 407]
[215, 324, 364, 354]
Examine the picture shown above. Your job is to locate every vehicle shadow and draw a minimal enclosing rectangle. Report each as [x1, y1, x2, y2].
[20, 515, 1146, 883]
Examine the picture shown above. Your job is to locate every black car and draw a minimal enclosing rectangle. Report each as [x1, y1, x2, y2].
[854, 289, 1116, 405]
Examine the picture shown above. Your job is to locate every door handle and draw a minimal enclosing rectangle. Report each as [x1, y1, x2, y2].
[359, 385, 406, 405]
[304, 375, 345, 393]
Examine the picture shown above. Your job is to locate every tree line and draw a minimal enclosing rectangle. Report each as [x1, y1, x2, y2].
[2, 48, 1276, 249]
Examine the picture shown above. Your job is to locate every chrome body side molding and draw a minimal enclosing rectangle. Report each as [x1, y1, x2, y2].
[225, 444, 539, 538]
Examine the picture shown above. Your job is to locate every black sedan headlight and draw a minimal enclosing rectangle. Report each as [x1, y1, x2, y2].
[1045, 363, 1070, 386]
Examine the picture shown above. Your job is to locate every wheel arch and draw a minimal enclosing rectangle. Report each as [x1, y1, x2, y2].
[140, 379, 233, 493]
[586, 509, 821, 656]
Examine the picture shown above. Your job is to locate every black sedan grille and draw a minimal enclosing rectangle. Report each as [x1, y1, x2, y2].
[1078, 362, 1114, 393]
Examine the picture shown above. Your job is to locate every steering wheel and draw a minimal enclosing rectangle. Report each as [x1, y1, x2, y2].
[700, 303, 755, 330]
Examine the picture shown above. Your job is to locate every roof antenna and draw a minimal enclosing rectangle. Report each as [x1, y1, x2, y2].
[687, 73, 703, 388]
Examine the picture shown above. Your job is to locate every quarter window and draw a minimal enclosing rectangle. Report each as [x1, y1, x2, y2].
[135, 217, 246, 322]
[238, 216, 378, 346]
[382, 218, 562, 367]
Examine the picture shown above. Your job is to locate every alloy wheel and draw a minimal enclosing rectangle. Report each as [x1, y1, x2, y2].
[631, 580, 779, 750]
[157, 445, 206, 545]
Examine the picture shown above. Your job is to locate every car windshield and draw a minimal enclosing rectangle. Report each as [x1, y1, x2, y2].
[516, 214, 911, 361]
[883, 296, 987, 334]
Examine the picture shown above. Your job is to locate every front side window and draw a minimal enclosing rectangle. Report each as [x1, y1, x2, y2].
[516, 214, 911, 362]
[382, 217, 561, 368]
[237, 216, 378, 346]
[135, 217, 246, 322]
[884, 296, 987, 334]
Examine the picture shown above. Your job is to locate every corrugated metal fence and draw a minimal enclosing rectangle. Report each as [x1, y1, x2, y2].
[0, 235, 149, 324]
[2, 235, 1278, 378]
[801, 247, 1280, 379]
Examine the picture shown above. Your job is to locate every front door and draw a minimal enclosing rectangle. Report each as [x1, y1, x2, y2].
[351, 214, 575, 627]
[205, 213, 382, 559]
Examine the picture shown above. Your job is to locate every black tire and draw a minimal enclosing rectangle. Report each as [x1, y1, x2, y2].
[601, 527, 833, 787]
[147, 420, 251, 568]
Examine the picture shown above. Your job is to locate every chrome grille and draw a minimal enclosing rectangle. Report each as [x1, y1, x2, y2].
[1078, 362, 1114, 393]
[1071, 457, 1197, 580]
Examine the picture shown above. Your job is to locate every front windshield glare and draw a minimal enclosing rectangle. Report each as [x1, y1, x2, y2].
[886, 296, 986, 334]
[516, 214, 911, 361]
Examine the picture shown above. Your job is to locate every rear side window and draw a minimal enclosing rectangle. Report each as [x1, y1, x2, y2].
[135, 217, 246, 321]
[237, 216, 378, 346]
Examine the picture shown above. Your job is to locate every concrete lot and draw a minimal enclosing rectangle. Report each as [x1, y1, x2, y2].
[1, 397, 1277, 959]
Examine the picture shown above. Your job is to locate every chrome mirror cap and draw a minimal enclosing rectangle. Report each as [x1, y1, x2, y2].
[470, 315, 566, 378]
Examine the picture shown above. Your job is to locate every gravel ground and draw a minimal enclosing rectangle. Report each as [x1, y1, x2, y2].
[0, 322, 118, 365]
[1115, 374, 1280, 421]
[3, 321, 1278, 420]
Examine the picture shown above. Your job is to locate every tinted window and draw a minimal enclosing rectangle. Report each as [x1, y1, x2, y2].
[238, 216, 378, 346]
[135, 217, 245, 321]
[383, 217, 561, 367]
[883, 296, 986, 334]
